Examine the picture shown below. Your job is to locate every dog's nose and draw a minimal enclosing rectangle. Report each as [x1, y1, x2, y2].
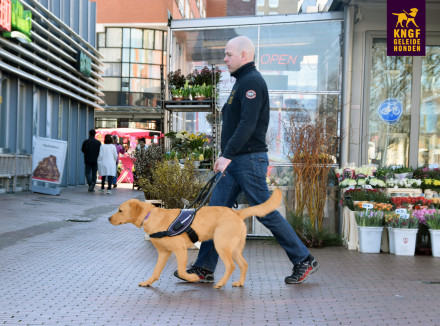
[108, 217, 111, 222]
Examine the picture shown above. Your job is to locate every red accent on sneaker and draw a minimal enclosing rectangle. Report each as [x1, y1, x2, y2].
[297, 266, 312, 282]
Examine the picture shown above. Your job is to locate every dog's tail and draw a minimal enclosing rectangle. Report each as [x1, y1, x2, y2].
[237, 188, 283, 220]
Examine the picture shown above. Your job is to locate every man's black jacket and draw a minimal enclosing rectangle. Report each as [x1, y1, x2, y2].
[221, 61, 269, 159]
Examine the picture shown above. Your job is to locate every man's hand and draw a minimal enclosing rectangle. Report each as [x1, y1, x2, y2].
[214, 157, 232, 173]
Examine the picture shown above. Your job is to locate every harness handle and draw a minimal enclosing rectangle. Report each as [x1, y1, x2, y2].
[187, 171, 224, 212]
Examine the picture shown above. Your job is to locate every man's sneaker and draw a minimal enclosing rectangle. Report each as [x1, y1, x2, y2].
[173, 265, 214, 283]
[100, 188, 105, 193]
[107, 190, 112, 194]
[285, 255, 319, 284]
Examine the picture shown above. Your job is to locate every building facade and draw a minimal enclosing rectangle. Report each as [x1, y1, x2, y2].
[347, 0, 440, 169]
[0, 0, 103, 192]
[92, 0, 206, 131]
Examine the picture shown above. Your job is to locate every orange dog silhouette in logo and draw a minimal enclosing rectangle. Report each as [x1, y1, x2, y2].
[393, 8, 419, 28]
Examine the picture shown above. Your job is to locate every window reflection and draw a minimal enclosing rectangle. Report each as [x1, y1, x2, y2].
[259, 22, 341, 92]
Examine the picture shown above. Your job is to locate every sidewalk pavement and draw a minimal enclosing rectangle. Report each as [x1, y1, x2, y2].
[1, 184, 440, 326]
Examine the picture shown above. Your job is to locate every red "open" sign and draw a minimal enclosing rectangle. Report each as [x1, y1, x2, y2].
[260, 54, 298, 65]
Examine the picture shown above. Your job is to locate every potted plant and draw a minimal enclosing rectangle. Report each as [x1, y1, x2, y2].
[192, 84, 206, 101]
[168, 69, 186, 91]
[393, 166, 414, 180]
[387, 214, 419, 256]
[182, 81, 192, 100]
[425, 211, 440, 257]
[355, 210, 384, 253]
[188, 66, 221, 88]
[171, 88, 183, 101]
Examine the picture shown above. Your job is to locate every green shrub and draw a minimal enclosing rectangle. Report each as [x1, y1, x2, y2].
[287, 212, 342, 248]
[140, 159, 208, 209]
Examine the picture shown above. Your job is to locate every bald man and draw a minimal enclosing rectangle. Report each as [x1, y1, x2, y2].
[174, 36, 319, 285]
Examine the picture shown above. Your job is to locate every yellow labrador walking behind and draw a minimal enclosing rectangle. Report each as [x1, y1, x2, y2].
[109, 188, 282, 289]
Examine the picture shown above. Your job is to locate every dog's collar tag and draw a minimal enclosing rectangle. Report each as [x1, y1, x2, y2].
[141, 212, 151, 226]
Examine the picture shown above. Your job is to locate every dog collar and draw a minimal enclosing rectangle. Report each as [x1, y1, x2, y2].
[141, 212, 151, 226]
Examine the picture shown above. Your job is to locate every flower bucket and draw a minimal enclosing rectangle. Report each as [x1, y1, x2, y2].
[393, 228, 418, 256]
[387, 227, 395, 254]
[357, 226, 383, 253]
[429, 229, 440, 257]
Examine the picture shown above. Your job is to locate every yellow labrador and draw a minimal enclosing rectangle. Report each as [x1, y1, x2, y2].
[109, 188, 282, 289]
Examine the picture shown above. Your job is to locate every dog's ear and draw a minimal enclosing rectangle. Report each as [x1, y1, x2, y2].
[129, 200, 142, 219]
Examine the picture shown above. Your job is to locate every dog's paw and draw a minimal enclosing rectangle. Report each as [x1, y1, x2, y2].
[232, 281, 244, 287]
[138, 281, 153, 287]
[213, 283, 225, 289]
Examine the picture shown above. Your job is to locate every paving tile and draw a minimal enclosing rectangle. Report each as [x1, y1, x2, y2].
[1, 185, 440, 325]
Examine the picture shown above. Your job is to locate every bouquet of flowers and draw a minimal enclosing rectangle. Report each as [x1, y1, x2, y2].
[412, 208, 437, 225]
[353, 201, 392, 211]
[387, 215, 419, 228]
[390, 196, 431, 209]
[355, 210, 384, 227]
[343, 188, 391, 210]
[366, 177, 386, 188]
[386, 178, 422, 189]
[424, 211, 440, 229]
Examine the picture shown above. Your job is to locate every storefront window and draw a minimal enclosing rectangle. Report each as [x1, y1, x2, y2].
[259, 22, 341, 92]
[368, 39, 412, 167]
[170, 20, 342, 163]
[419, 45, 440, 165]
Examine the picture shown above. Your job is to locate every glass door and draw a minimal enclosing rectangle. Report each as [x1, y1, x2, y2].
[367, 38, 413, 167]
[418, 44, 440, 165]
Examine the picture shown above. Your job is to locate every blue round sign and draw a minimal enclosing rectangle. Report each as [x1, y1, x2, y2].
[377, 98, 403, 125]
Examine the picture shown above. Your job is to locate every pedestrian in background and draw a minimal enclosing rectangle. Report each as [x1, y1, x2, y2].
[111, 135, 126, 188]
[98, 134, 118, 194]
[174, 35, 319, 285]
[136, 137, 148, 152]
[81, 129, 101, 192]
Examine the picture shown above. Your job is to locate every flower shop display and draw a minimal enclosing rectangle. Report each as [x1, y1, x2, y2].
[355, 210, 384, 253]
[413, 166, 440, 197]
[353, 201, 392, 211]
[343, 188, 391, 211]
[165, 130, 213, 165]
[425, 211, 440, 257]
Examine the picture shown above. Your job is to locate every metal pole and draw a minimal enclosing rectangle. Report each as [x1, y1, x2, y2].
[340, 4, 355, 167]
